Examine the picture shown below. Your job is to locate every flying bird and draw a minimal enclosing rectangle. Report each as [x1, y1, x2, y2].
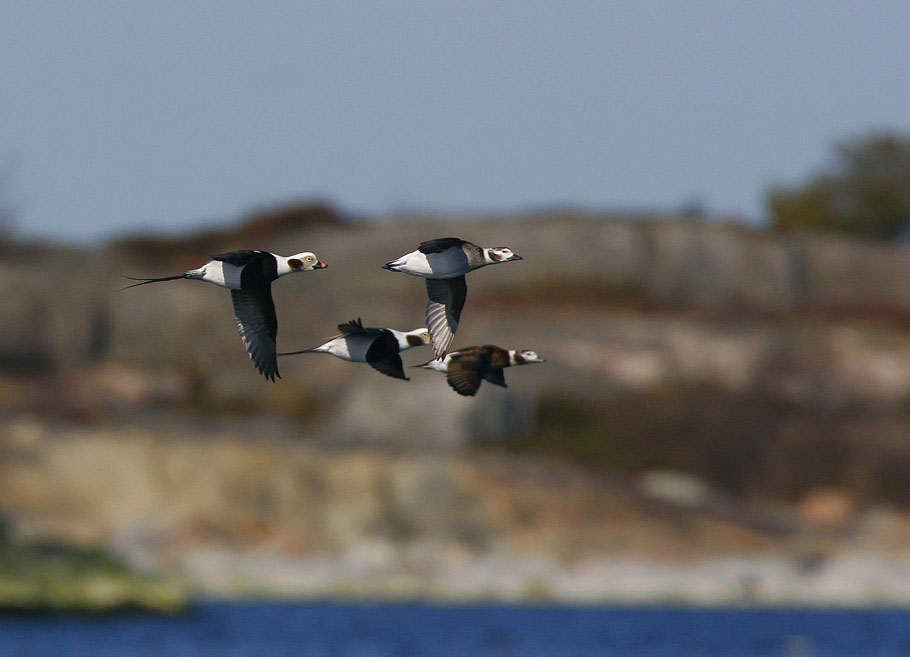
[279, 318, 431, 380]
[383, 238, 522, 358]
[122, 249, 326, 381]
[418, 345, 544, 396]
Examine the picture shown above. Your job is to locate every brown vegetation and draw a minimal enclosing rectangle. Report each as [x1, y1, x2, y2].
[520, 386, 910, 507]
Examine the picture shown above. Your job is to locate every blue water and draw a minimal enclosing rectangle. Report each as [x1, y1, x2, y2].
[1, 602, 909, 657]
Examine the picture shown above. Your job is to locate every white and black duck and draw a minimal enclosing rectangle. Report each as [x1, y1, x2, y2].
[280, 318, 430, 380]
[123, 249, 326, 381]
[383, 238, 522, 358]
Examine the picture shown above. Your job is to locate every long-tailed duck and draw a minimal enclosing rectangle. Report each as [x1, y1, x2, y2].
[418, 344, 544, 396]
[383, 238, 522, 358]
[279, 318, 430, 380]
[123, 249, 326, 381]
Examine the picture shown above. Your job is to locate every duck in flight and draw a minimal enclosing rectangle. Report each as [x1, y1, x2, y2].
[279, 318, 431, 380]
[122, 249, 326, 381]
[383, 238, 522, 358]
[418, 344, 544, 396]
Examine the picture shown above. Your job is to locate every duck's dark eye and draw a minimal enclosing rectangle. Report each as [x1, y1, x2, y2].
[288, 258, 303, 270]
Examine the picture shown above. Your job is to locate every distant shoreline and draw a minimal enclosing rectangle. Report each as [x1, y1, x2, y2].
[180, 552, 910, 609]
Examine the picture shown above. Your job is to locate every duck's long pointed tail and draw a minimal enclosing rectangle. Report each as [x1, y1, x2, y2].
[119, 273, 188, 291]
[277, 347, 321, 357]
[413, 358, 446, 369]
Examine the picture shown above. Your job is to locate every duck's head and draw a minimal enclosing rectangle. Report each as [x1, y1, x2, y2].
[485, 246, 523, 264]
[511, 349, 545, 365]
[403, 328, 432, 349]
[281, 252, 327, 275]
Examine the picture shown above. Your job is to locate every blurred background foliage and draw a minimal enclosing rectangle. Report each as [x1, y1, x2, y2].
[523, 385, 910, 506]
[770, 131, 910, 240]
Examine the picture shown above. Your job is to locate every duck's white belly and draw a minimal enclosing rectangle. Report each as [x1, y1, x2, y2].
[424, 354, 453, 372]
[326, 335, 373, 362]
[199, 261, 243, 289]
[396, 249, 471, 278]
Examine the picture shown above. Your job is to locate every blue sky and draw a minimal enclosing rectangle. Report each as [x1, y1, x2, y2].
[2, 2, 910, 242]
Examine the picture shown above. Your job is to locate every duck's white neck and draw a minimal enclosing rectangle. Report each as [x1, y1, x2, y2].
[389, 328, 427, 351]
[275, 255, 295, 277]
[481, 248, 497, 265]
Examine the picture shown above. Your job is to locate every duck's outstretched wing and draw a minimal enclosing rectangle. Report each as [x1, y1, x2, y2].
[425, 276, 467, 359]
[482, 368, 507, 388]
[230, 286, 279, 381]
[445, 350, 485, 396]
[365, 331, 408, 380]
[338, 318, 365, 334]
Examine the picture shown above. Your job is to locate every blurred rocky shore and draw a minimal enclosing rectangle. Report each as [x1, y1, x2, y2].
[4, 415, 910, 607]
[2, 205, 910, 607]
